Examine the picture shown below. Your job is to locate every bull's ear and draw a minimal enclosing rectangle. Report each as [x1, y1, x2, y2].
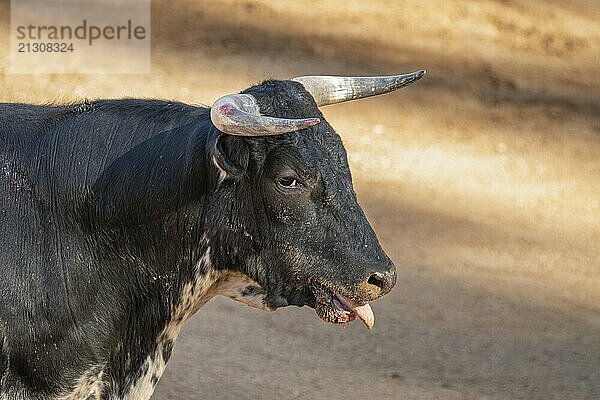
[207, 133, 249, 184]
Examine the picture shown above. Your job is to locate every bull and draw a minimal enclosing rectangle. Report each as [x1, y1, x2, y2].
[0, 70, 425, 399]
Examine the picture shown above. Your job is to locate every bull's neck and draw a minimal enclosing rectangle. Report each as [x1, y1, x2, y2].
[111, 248, 272, 400]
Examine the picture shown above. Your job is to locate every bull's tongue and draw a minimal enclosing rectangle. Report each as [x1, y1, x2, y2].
[353, 303, 374, 330]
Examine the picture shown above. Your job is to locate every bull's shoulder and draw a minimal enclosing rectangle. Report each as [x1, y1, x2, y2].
[1, 99, 211, 211]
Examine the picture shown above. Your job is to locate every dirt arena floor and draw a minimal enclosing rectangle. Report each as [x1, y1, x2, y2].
[1, 0, 599, 399]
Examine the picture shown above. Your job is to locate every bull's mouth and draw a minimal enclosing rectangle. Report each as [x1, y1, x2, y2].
[310, 283, 375, 329]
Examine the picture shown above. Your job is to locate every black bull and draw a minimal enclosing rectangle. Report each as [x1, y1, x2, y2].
[0, 72, 424, 399]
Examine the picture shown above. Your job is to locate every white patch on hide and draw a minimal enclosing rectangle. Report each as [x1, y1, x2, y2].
[213, 271, 273, 312]
[121, 353, 165, 400]
[58, 365, 105, 400]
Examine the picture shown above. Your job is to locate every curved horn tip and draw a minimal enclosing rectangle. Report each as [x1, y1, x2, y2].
[210, 93, 321, 136]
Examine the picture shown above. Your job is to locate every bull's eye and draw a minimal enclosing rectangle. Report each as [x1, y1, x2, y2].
[278, 176, 298, 188]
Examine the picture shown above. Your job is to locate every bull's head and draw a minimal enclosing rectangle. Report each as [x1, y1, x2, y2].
[205, 71, 425, 329]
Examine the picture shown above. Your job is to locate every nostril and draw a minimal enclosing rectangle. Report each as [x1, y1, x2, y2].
[367, 272, 386, 290]
[365, 269, 396, 296]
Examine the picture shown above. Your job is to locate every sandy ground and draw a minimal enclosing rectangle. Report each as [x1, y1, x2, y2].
[1, 0, 599, 399]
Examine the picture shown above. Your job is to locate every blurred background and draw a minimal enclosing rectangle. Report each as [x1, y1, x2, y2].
[1, 0, 599, 399]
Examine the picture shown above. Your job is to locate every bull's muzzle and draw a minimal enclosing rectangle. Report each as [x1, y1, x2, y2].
[311, 262, 397, 329]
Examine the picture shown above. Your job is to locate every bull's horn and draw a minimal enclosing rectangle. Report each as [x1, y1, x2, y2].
[292, 70, 426, 107]
[210, 93, 320, 136]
